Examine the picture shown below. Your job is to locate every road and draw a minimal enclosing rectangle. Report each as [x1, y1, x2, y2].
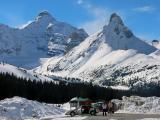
[40, 113, 160, 120]
[83, 113, 160, 120]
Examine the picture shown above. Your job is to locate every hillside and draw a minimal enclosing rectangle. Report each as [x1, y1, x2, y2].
[35, 13, 158, 88]
[0, 62, 53, 82]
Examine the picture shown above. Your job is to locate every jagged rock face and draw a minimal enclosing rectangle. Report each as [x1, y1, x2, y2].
[103, 13, 156, 54]
[0, 11, 88, 68]
[109, 13, 124, 26]
[51, 13, 157, 72]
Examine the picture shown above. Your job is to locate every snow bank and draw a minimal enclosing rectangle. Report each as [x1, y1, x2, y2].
[61, 102, 70, 111]
[0, 97, 65, 120]
[113, 96, 160, 114]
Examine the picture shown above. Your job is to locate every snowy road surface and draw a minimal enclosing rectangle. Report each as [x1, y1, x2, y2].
[40, 113, 160, 120]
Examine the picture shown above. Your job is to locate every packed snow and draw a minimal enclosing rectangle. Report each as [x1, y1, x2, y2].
[0, 96, 160, 120]
[0, 97, 65, 120]
[114, 96, 160, 114]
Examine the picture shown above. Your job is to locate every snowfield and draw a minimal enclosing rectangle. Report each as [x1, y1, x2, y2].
[0, 96, 160, 120]
[113, 96, 160, 114]
[0, 97, 65, 120]
[0, 62, 54, 82]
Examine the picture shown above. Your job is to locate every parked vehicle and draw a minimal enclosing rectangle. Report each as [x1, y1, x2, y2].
[65, 105, 97, 117]
[65, 97, 118, 117]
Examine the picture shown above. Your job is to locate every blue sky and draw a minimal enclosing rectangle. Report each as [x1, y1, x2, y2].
[0, 0, 159, 41]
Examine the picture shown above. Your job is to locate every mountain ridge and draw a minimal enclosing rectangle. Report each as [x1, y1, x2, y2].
[0, 11, 88, 68]
[35, 13, 159, 88]
[0, 11, 159, 89]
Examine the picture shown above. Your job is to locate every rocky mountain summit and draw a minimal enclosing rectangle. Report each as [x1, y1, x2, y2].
[0, 11, 88, 68]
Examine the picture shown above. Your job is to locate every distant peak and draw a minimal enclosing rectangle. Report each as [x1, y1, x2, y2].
[103, 13, 134, 38]
[38, 11, 51, 17]
[36, 10, 56, 21]
[109, 13, 124, 25]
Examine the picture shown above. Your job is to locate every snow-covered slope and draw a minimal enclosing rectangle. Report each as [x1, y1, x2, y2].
[113, 96, 160, 114]
[36, 13, 158, 88]
[0, 62, 53, 82]
[0, 97, 65, 120]
[102, 13, 156, 54]
[0, 11, 88, 68]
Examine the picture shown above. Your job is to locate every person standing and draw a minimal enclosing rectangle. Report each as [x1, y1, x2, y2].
[108, 100, 113, 113]
[102, 102, 107, 116]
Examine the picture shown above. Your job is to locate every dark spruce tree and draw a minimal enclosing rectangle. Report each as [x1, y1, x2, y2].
[0, 73, 159, 103]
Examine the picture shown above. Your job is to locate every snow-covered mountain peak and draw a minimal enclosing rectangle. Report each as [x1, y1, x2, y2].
[36, 13, 158, 86]
[109, 13, 124, 26]
[38, 10, 52, 17]
[103, 13, 133, 38]
[21, 11, 56, 31]
[101, 13, 156, 54]
[36, 10, 56, 22]
[0, 11, 88, 68]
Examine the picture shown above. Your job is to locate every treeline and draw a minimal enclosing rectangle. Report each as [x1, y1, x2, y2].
[0, 73, 130, 103]
[1, 73, 159, 104]
[131, 81, 160, 97]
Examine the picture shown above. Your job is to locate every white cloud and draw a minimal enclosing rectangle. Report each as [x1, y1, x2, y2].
[133, 6, 155, 12]
[81, 7, 110, 35]
[77, 0, 124, 35]
[81, 19, 106, 35]
[77, 1, 110, 34]
[77, 0, 84, 5]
